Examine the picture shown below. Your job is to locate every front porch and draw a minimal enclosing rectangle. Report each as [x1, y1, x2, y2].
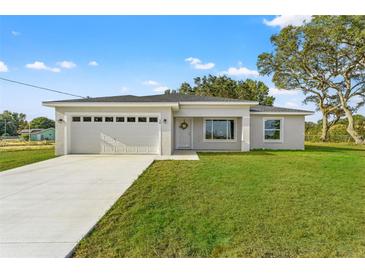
[173, 116, 250, 153]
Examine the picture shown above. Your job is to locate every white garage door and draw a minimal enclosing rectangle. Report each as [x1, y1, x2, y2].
[70, 114, 160, 154]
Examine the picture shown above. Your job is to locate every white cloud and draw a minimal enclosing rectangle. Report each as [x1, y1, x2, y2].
[185, 57, 215, 70]
[284, 101, 300, 108]
[25, 61, 60, 73]
[88, 61, 99, 66]
[57, 60, 76, 69]
[263, 15, 312, 29]
[120, 86, 130, 94]
[0, 61, 9, 72]
[153, 86, 169, 93]
[11, 30, 21, 36]
[143, 80, 160, 86]
[269, 88, 300, 96]
[143, 80, 169, 92]
[223, 66, 259, 78]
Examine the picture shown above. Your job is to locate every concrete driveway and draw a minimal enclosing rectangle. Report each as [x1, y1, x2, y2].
[0, 155, 154, 258]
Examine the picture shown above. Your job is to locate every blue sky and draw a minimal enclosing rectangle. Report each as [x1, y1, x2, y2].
[0, 16, 363, 122]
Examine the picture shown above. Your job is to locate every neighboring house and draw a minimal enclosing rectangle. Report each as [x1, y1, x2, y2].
[19, 128, 55, 141]
[30, 128, 55, 141]
[43, 94, 313, 155]
[19, 128, 43, 135]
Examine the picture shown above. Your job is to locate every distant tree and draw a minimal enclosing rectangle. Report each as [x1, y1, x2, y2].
[0, 110, 27, 136]
[305, 114, 365, 142]
[164, 89, 177, 95]
[258, 16, 365, 144]
[305, 121, 317, 133]
[178, 75, 275, 106]
[238, 79, 275, 106]
[303, 92, 343, 141]
[178, 82, 193, 94]
[30, 117, 55, 129]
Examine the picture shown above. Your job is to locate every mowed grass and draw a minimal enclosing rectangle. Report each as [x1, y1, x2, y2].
[73, 143, 365, 258]
[0, 147, 55, 172]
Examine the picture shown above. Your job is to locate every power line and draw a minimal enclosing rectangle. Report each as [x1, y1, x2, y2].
[0, 77, 87, 99]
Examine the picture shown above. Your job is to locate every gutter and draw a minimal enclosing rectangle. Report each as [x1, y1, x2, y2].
[179, 101, 259, 106]
[250, 111, 314, 116]
[42, 101, 180, 110]
[42, 101, 259, 110]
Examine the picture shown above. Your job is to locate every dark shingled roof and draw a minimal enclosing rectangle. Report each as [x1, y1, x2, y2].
[44, 94, 313, 114]
[44, 94, 254, 103]
[250, 105, 313, 113]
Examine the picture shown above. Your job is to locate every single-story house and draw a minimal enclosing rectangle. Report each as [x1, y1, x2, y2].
[30, 128, 55, 141]
[43, 94, 313, 156]
[19, 128, 55, 141]
[19, 128, 43, 135]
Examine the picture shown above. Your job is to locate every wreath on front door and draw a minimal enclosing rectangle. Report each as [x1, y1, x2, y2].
[179, 120, 189, 130]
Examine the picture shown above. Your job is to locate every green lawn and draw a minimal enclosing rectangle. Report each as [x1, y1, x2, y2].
[0, 147, 56, 172]
[73, 143, 365, 258]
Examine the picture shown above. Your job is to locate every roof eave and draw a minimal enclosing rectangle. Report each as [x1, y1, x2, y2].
[179, 101, 259, 106]
[42, 101, 180, 110]
[250, 111, 314, 115]
[42, 101, 258, 108]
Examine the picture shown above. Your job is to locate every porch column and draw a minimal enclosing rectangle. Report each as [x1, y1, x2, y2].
[241, 116, 250, 151]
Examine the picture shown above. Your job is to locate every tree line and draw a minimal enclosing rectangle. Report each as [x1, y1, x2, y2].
[0, 110, 55, 137]
[305, 114, 365, 142]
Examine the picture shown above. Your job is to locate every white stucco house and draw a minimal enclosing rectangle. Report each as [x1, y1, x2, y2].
[43, 94, 313, 156]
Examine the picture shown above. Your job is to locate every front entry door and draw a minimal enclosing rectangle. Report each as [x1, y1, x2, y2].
[175, 118, 192, 149]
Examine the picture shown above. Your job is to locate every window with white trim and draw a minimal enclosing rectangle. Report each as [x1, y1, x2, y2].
[264, 118, 282, 141]
[204, 119, 235, 141]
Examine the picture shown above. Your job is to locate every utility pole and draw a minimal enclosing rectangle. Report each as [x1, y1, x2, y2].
[28, 122, 31, 142]
[0, 120, 11, 138]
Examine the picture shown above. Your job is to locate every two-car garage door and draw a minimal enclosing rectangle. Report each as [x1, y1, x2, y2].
[70, 114, 160, 154]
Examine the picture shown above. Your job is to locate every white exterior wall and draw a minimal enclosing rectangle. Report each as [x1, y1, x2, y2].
[54, 106, 173, 156]
[250, 114, 305, 150]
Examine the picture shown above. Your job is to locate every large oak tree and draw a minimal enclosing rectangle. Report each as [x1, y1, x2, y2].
[257, 15, 365, 143]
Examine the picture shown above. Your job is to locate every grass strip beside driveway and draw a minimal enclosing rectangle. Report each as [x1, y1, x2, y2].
[0, 148, 55, 172]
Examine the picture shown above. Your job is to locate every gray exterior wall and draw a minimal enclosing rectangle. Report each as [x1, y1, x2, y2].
[174, 105, 251, 151]
[191, 117, 242, 151]
[250, 114, 305, 150]
[52, 104, 306, 155]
